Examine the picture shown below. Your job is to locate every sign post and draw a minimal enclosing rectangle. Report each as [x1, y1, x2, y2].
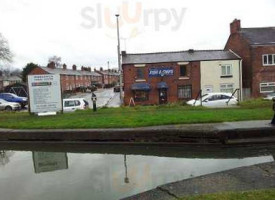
[28, 74, 62, 115]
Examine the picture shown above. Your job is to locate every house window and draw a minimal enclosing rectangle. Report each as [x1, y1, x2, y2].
[220, 83, 234, 93]
[180, 65, 187, 76]
[178, 85, 192, 99]
[134, 90, 149, 102]
[137, 68, 145, 79]
[221, 65, 232, 77]
[260, 82, 275, 93]
[263, 54, 275, 66]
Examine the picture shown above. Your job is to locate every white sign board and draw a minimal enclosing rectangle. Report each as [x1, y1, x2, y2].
[33, 152, 68, 173]
[28, 74, 62, 113]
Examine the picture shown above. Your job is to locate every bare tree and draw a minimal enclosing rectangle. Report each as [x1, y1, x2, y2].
[48, 55, 62, 68]
[0, 33, 13, 63]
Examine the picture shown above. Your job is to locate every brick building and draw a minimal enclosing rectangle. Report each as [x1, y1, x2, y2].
[29, 62, 102, 92]
[122, 50, 241, 105]
[95, 68, 119, 87]
[225, 19, 275, 98]
[0, 75, 22, 91]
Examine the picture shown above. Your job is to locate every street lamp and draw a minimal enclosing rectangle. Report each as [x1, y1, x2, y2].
[115, 14, 123, 105]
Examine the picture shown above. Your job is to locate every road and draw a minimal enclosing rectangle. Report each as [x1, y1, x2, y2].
[70, 88, 121, 108]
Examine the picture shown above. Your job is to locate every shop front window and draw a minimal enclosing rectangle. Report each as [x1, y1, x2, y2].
[134, 90, 149, 102]
[178, 85, 192, 99]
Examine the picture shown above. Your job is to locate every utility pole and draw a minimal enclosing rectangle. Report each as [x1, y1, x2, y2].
[107, 61, 110, 85]
[116, 14, 123, 105]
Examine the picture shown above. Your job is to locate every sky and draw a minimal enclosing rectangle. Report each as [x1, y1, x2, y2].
[0, 0, 274, 70]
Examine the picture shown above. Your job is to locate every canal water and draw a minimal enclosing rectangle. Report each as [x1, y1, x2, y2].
[0, 144, 274, 200]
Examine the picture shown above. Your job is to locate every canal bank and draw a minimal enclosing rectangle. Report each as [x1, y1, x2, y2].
[123, 161, 275, 200]
[0, 120, 274, 145]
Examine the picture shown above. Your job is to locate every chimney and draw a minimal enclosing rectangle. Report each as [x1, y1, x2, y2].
[94, 67, 97, 72]
[121, 51, 126, 57]
[72, 65, 77, 70]
[88, 67, 91, 72]
[188, 49, 194, 54]
[100, 67, 103, 71]
[63, 64, 67, 70]
[47, 62, 55, 69]
[230, 19, 241, 34]
[81, 66, 84, 71]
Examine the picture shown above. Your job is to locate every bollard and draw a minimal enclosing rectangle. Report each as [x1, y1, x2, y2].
[91, 92, 97, 112]
[271, 97, 275, 125]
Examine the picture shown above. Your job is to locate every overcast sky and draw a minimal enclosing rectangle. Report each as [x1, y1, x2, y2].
[0, 0, 274, 70]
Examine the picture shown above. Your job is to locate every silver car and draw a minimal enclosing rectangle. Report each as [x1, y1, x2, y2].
[0, 99, 21, 111]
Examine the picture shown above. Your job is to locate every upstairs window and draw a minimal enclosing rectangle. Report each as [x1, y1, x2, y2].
[137, 68, 145, 79]
[180, 65, 187, 77]
[263, 54, 275, 66]
[221, 65, 232, 77]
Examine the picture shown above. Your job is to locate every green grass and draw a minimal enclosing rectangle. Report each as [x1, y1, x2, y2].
[180, 188, 275, 200]
[0, 99, 273, 129]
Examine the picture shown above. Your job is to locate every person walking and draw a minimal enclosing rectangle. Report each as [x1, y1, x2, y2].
[271, 97, 275, 125]
[91, 92, 97, 112]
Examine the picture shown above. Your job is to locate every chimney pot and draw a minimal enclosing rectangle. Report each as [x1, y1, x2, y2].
[72, 65, 77, 70]
[63, 64, 67, 70]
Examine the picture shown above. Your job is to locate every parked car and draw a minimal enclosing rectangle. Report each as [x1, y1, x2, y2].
[63, 98, 89, 112]
[113, 85, 120, 92]
[186, 93, 238, 107]
[0, 99, 21, 111]
[88, 85, 97, 92]
[263, 92, 275, 100]
[0, 93, 28, 108]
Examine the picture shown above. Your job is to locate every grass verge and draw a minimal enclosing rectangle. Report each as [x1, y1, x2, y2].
[180, 188, 275, 200]
[0, 99, 273, 129]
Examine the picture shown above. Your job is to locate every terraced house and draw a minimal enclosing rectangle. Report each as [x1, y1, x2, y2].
[225, 19, 275, 98]
[29, 62, 102, 92]
[122, 50, 242, 105]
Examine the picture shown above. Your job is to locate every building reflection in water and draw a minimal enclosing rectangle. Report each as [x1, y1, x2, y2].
[32, 151, 68, 174]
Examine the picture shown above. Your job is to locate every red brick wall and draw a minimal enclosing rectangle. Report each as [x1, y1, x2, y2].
[226, 34, 275, 97]
[123, 62, 201, 105]
[251, 46, 275, 97]
[225, 34, 252, 89]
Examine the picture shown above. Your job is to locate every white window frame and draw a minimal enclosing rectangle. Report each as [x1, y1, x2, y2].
[220, 83, 234, 93]
[263, 54, 275, 66]
[260, 82, 275, 93]
[221, 64, 233, 77]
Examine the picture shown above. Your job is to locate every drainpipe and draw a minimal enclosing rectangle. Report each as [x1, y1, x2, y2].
[239, 59, 243, 101]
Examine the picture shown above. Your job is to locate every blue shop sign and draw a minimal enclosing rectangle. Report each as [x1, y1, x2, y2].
[149, 67, 174, 77]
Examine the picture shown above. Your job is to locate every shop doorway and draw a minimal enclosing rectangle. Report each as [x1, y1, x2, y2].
[159, 89, 168, 104]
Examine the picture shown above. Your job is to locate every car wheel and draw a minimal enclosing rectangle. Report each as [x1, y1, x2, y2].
[5, 106, 12, 111]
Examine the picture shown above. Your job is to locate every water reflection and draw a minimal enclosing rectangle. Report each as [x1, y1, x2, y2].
[0, 144, 274, 200]
[0, 150, 14, 166]
[32, 152, 68, 173]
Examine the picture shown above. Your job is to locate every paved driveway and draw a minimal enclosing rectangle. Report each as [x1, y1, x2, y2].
[70, 88, 122, 108]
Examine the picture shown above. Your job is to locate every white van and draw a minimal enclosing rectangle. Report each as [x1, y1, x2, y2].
[63, 98, 89, 112]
